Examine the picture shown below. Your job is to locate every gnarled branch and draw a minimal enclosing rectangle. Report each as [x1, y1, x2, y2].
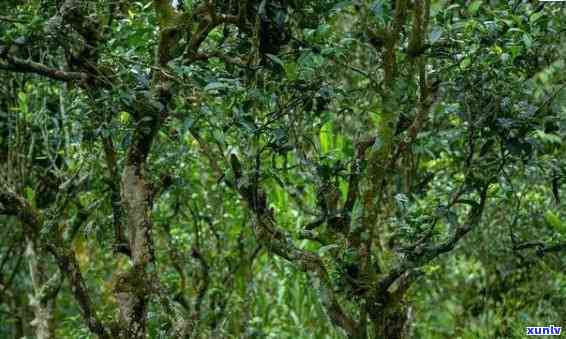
[229, 154, 359, 337]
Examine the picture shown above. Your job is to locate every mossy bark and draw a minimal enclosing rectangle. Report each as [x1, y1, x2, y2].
[26, 238, 56, 339]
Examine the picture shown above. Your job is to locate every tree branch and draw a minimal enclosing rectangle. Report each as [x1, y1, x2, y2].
[0, 55, 89, 82]
[229, 154, 359, 337]
[101, 136, 131, 256]
[46, 244, 112, 339]
[344, 137, 375, 213]
[376, 182, 490, 294]
[515, 241, 566, 256]
[0, 190, 111, 338]
[0, 191, 41, 232]
[0, 16, 26, 23]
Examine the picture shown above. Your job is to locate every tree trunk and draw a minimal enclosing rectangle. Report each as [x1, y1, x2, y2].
[9, 290, 32, 339]
[26, 238, 56, 339]
[372, 303, 408, 339]
[114, 163, 154, 338]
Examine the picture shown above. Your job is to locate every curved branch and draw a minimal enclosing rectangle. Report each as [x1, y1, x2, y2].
[229, 154, 359, 337]
[376, 183, 490, 294]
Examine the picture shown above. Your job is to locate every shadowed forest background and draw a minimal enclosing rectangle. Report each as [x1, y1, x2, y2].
[0, 0, 565, 338]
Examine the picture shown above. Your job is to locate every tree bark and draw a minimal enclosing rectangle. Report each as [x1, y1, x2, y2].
[26, 238, 56, 339]
[115, 164, 154, 338]
[370, 300, 409, 339]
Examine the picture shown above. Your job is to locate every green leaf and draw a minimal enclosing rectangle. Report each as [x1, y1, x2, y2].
[24, 187, 35, 207]
[529, 12, 544, 24]
[284, 62, 298, 81]
[204, 82, 229, 92]
[534, 130, 562, 145]
[544, 211, 566, 234]
[430, 27, 442, 44]
[266, 54, 284, 68]
[522, 33, 533, 49]
[319, 121, 333, 153]
[468, 1, 482, 15]
[119, 111, 130, 124]
[460, 57, 471, 69]
[18, 91, 28, 114]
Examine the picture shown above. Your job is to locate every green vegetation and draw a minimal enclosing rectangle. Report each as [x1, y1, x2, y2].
[0, 1, 564, 338]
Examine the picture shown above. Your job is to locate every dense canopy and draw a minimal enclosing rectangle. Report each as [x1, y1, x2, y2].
[0, 0, 565, 338]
